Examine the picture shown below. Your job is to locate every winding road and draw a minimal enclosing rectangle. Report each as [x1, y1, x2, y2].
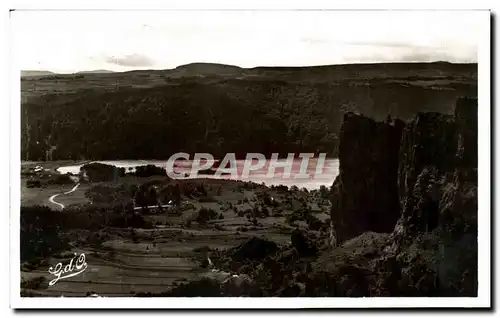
[48, 183, 80, 210]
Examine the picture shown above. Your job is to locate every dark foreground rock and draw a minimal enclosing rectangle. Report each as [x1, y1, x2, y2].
[324, 96, 478, 297]
[391, 97, 478, 296]
[329, 112, 404, 244]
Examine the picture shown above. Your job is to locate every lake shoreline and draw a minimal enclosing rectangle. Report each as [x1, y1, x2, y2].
[51, 159, 340, 191]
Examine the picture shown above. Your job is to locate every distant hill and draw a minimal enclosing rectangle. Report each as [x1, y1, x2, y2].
[21, 70, 56, 77]
[76, 69, 115, 74]
[174, 62, 243, 76]
[21, 69, 115, 77]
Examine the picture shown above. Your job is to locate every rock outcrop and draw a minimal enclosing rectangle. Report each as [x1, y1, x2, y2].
[397, 112, 456, 202]
[390, 97, 478, 296]
[329, 112, 404, 244]
[395, 97, 477, 239]
[325, 97, 478, 296]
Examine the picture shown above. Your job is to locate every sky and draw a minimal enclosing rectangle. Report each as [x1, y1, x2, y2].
[11, 10, 482, 73]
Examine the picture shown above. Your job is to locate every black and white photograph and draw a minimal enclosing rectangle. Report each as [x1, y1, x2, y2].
[8, 5, 491, 309]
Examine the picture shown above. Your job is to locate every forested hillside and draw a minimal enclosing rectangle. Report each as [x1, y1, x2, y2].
[21, 63, 477, 160]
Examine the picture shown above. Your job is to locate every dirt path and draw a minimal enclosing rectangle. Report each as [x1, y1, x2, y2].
[48, 183, 80, 210]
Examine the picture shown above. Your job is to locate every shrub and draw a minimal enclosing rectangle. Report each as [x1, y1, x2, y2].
[214, 224, 226, 231]
[195, 208, 218, 224]
[257, 192, 274, 206]
[26, 180, 42, 188]
[306, 214, 324, 231]
[46, 174, 74, 185]
[285, 214, 298, 226]
[134, 165, 167, 177]
[81, 163, 125, 182]
[192, 245, 212, 253]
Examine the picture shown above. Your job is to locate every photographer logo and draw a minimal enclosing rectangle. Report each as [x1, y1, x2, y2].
[48, 253, 88, 286]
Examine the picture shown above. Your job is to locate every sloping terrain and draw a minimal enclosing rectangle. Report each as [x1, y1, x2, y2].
[21, 62, 477, 161]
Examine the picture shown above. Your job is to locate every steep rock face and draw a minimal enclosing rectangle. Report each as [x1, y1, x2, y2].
[395, 97, 477, 240]
[395, 112, 456, 239]
[397, 112, 456, 202]
[324, 97, 477, 296]
[329, 112, 404, 244]
[390, 97, 478, 296]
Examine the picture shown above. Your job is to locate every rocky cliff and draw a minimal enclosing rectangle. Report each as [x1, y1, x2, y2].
[324, 97, 478, 296]
[329, 113, 404, 244]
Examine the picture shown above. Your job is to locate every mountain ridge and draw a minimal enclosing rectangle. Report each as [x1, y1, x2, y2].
[21, 61, 477, 77]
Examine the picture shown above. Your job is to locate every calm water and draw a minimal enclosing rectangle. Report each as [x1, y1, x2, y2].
[57, 158, 339, 190]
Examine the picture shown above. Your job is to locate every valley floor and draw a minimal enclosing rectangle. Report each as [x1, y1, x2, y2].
[20, 176, 330, 297]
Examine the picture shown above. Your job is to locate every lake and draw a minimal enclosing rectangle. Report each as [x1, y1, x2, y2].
[56, 158, 339, 190]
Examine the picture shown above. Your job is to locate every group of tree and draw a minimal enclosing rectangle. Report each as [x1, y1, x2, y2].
[83, 178, 200, 211]
[81, 163, 125, 182]
[20, 206, 67, 262]
[133, 165, 167, 177]
[25, 173, 74, 188]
